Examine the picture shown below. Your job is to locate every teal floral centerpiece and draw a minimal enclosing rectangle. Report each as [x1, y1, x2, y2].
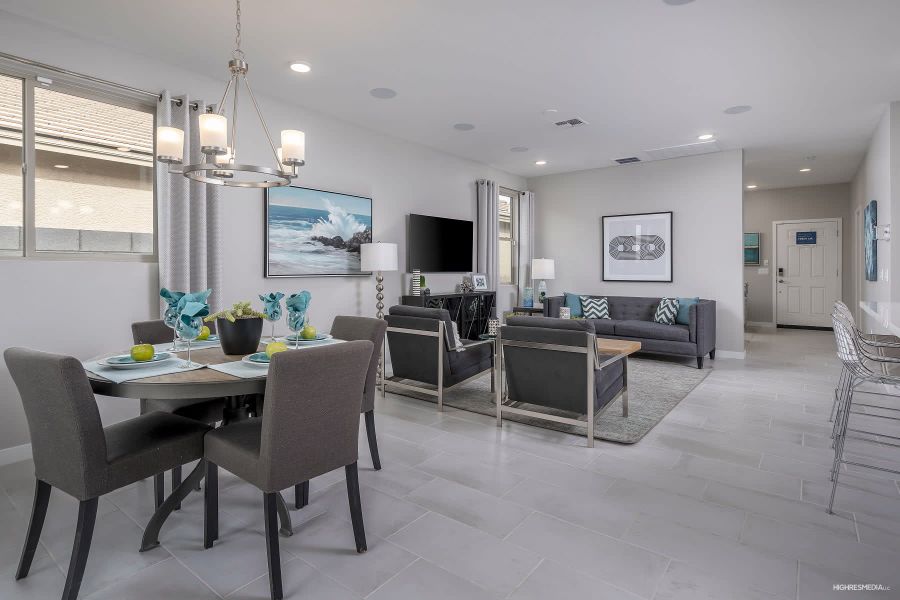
[174, 289, 211, 368]
[259, 292, 285, 342]
[206, 300, 265, 355]
[160, 288, 186, 350]
[286, 291, 312, 349]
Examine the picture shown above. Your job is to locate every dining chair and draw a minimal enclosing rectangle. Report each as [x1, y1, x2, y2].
[4, 347, 211, 600]
[132, 319, 225, 508]
[294, 316, 387, 509]
[203, 340, 373, 600]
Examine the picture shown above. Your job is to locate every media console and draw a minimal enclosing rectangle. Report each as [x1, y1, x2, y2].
[400, 291, 496, 341]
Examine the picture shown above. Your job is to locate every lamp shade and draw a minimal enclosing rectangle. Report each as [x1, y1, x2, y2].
[156, 126, 184, 162]
[532, 258, 555, 280]
[361, 242, 398, 272]
[198, 113, 228, 150]
[280, 130, 306, 162]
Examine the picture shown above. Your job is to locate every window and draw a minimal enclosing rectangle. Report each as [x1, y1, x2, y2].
[499, 188, 518, 285]
[0, 70, 155, 258]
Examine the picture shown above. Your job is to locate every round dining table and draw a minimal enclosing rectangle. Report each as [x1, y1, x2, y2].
[85, 344, 294, 551]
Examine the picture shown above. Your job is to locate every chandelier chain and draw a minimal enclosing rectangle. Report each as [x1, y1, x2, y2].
[233, 0, 244, 59]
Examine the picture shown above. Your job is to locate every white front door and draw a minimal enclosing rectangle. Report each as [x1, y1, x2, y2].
[775, 220, 841, 327]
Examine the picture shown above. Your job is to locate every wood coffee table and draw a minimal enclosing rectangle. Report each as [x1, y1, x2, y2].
[595, 338, 641, 418]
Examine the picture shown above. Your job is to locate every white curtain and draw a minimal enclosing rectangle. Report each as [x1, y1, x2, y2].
[517, 190, 535, 304]
[476, 179, 499, 290]
[156, 91, 222, 313]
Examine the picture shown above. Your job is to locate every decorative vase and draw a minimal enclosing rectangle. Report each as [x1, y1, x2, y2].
[488, 318, 499, 336]
[523, 287, 534, 308]
[217, 317, 263, 355]
[411, 269, 421, 296]
[559, 307, 571, 320]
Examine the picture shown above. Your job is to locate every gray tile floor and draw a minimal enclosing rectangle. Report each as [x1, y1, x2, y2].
[2, 327, 900, 599]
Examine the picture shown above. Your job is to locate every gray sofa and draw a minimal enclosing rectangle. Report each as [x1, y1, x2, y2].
[543, 295, 716, 368]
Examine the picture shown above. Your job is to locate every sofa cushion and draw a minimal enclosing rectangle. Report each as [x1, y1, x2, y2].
[506, 316, 593, 332]
[614, 319, 690, 342]
[581, 296, 610, 319]
[653, 297, 679, 325]
[676, 297, 699, 325]
[564, 292, 583, 318]
[588, 318, 617, 335]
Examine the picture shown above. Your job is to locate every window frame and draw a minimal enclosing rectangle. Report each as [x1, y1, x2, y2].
[0, 65, 157, 263]
[498, 186, 519, 286]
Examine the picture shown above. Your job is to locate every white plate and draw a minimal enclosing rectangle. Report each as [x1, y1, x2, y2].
[281, 333, 333, 344]
[100, 352, 174, 369]
[241, 354, 270, 367]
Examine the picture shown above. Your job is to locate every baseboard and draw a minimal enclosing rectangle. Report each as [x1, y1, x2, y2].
[0, 443, 31, 467]
[716, 349, 746, 360]
[746, 321, 776, 328]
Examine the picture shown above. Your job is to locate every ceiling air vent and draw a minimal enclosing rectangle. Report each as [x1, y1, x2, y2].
[614, 156, 642, 165]
[554, 117, 588, 128]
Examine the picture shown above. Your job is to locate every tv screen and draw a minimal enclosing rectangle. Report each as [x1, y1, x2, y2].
[407, 214, 473, 272]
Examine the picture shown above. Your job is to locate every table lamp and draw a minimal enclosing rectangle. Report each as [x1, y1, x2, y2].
[361, 242, 399, 319]
[532, 258, 555, 305]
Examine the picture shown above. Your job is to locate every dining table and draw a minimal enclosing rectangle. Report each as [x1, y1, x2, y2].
[84, 340, 327, 552]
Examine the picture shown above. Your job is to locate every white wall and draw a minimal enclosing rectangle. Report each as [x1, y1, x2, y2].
[743, 183, 852, 324]
[850, 104, 894, 332]
[528, 150, 745, 354]
[0, 11, 524, 452]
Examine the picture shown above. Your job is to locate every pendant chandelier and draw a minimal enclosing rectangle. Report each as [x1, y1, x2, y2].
[155, 0, 304, 188]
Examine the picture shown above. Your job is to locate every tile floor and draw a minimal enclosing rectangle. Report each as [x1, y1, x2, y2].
[2, 327, 899, 599]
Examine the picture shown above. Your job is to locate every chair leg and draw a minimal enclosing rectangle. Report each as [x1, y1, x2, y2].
[263, 492, 283, 600]
[16, 479, 51, 580]
[709, 348, 716, 360]
[294, 482, 309, 509]
[154, 473, 164, 508]
[61, 497, 98, 600]
[697, 356, 704, 369]
[172, 466, 182, 511]
[364, 410, 382, 471]
[204, 461, 218, 549]
[345, 462, 367, 553]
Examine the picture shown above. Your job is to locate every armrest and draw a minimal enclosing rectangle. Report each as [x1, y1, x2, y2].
[543, 296, 565, 318]
[690, 300, 716, 354]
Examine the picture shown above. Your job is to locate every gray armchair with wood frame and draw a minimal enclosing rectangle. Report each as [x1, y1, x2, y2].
[496, 317, 627, 447]
[383, 305, 494, 409]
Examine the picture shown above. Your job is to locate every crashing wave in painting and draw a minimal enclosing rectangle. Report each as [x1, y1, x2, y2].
[266, 187, 372, 276]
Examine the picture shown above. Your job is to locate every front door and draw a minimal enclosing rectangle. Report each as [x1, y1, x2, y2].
[775, 220, 841, 328]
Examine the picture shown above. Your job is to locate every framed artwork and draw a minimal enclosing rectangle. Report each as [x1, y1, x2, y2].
[743, 232, 760, 265]
[602, 211, 673, 282]
[864, 200, 877, 281]
[265, 185, 372, 277]
[470, 273, 488, 290]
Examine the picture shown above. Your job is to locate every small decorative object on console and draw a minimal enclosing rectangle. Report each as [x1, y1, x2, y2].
[411, 269, 421, 296]
[523, 287, 534, 308]
[459, 278, 475, 293]
[471, 273, 488, 291]
[487, 318, 500, 336]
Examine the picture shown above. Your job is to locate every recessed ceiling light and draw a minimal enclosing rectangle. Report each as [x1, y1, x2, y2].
[535, 160, 547, 166]
[799, 168, 811, 172]
[510, 146, 529, 153]
[697, 134, 714, 141]
[541, 109, 558, 116]
[289, 62, 311, 73]
[724, 105, 752, 115]
[369, 87, 397, 99]
[452, 123, 475, 131]
[117, 146, 131, 152]
[53, 164, 69, 169]
[746, 184, 758, 189]
[663, 0, 695, 4]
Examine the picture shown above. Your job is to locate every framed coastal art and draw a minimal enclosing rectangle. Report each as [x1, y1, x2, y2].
[265, 185, 373, 277]
[602, 211, 673, 282]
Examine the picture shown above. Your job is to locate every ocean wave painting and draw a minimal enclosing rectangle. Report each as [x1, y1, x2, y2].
[265, 186, 372, 277]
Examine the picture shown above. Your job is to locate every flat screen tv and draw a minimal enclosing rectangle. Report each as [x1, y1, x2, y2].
[407, 214, 473, 272]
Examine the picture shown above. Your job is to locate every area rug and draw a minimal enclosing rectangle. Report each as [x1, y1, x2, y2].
[389, 355, 710, 444]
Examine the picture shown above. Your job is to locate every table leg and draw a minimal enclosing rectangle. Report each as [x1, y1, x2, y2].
[622, 357, 629, 418]
[141, 460, 207, 552]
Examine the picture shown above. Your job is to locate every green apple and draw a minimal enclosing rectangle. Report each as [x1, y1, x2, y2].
[300, 324, 317, 340]
[266, 341, 288, 357]
[130, 344, 154, 362]
[197, 325, 211, 341]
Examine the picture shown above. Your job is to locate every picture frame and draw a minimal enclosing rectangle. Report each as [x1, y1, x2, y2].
[602, 211, 673, 282]
[470, 273, 488, 290]
[265, 185, 373, 278]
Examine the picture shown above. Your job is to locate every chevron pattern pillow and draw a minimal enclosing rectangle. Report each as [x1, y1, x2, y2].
[580, 296, 610, 319]
[654, 297, 679, 325]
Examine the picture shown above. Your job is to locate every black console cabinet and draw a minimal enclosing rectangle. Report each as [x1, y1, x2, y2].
[400, 292, 496, 340]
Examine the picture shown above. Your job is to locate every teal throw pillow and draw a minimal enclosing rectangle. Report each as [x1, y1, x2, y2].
[564, 292, 583, 318]
[676, 297, 699, 325]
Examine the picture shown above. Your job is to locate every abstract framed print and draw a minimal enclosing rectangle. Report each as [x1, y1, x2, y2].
[602, 211, 673, 282]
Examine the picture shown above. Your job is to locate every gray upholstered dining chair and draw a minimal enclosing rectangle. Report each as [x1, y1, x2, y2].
[294, 315, 387, 509]
[203, 340, 373, 600]
[132, 319, 225, 508]
[4, 347, 211, 600]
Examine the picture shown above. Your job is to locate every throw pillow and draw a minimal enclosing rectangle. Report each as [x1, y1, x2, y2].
[564, 292, 583, 318]
[654, 297, 679, 325]
[581, 296, 610, 319]
[676, 297, 699, 325]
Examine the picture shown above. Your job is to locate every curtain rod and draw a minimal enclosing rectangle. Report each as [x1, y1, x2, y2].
[0, 51, 200, 110]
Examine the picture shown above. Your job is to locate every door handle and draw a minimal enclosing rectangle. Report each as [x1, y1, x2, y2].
[778, 279, 786, 284]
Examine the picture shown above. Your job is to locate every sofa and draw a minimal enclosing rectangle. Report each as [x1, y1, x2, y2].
[543, 295, 716, 368]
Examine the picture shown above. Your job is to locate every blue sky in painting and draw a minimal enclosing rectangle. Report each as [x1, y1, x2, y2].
[268, 186, 371, 216]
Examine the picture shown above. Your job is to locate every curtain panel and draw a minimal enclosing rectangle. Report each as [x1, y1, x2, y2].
[156, 91, 223, 313]
[517, 190, 535, 304]
[476, 179, 499, 290]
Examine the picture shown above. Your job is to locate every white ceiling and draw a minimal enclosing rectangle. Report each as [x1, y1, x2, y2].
[3, 0, 900, 190]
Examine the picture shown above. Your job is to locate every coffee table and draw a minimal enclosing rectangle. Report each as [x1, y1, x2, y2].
[595, 338, 641, 418]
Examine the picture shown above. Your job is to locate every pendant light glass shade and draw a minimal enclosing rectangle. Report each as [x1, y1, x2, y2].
[198, 113, 228, 153]
[280, 130, 306, 164]
[156, 126, 184, 163]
